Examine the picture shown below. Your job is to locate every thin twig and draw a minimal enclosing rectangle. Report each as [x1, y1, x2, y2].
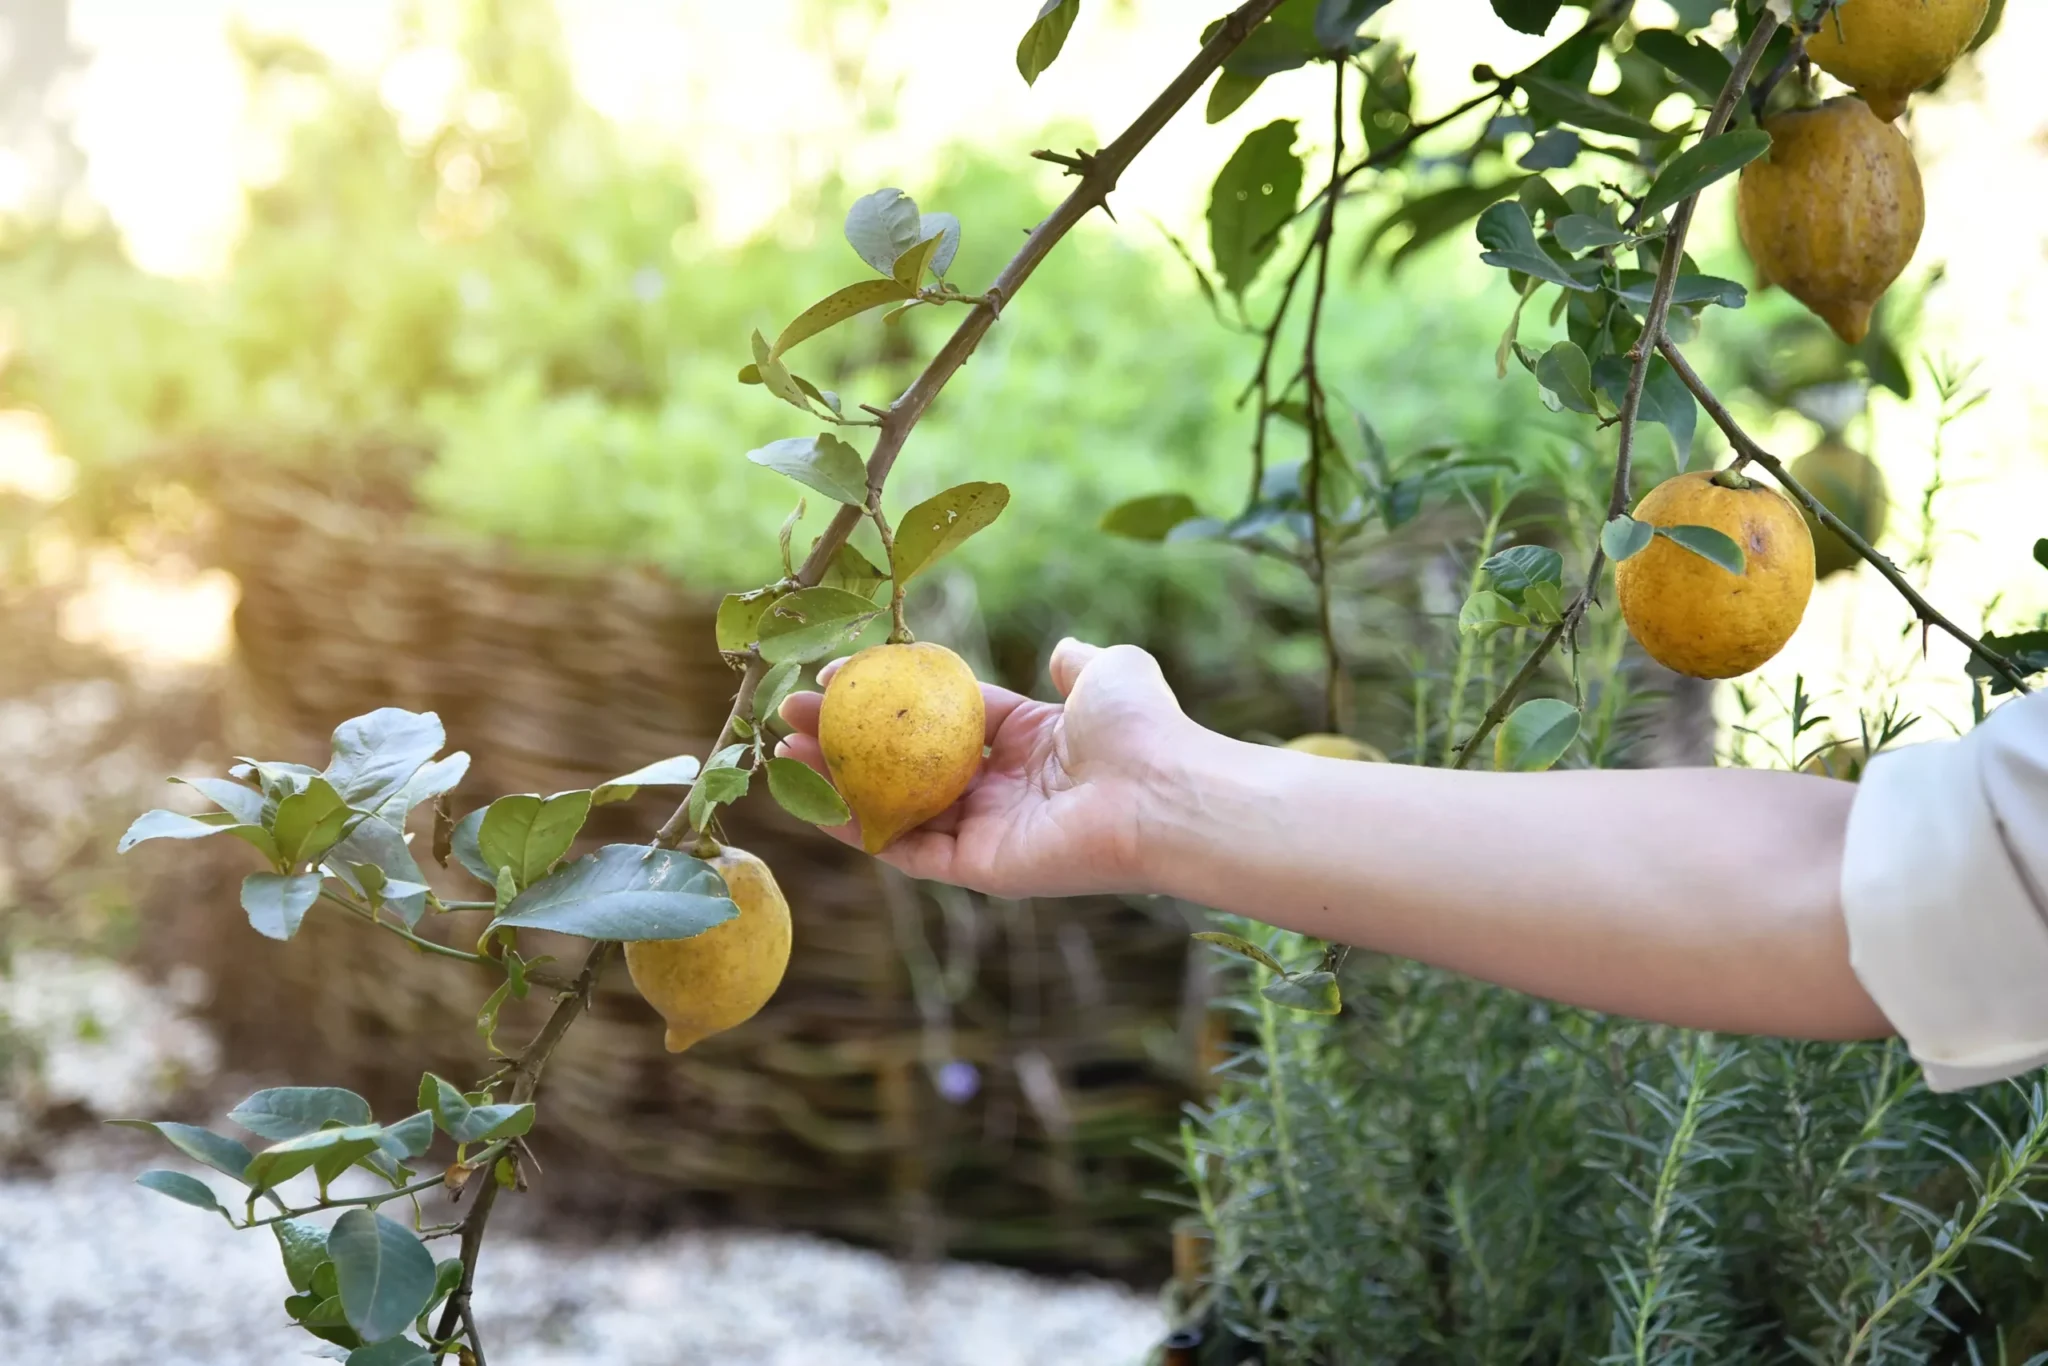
[1658, 340, 2033, 695]
[653, 0, 1291, 848]
[1453, 16, 1783, 770]
[429, 941, 615, 1363]
[1301, 62, 1347, 731]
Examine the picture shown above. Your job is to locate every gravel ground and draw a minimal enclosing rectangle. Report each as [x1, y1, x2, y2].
[0, 1156, 1167, 1365]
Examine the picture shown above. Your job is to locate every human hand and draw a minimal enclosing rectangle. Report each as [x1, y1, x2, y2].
[774, 638, 1199, 899]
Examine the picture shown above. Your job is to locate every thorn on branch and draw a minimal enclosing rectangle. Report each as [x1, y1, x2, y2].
[1030, 147, 1098, 178]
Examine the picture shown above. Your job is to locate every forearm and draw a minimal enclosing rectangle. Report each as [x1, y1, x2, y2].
[1143, 731, 1890, 1041]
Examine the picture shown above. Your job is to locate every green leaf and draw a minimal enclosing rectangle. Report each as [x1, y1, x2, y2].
[891, 231, 946, 290]
[1207, 120, 1303, 297]
[1099, 492, 1200, 541]
[117, 808, 257, 854]
[818, 539, 889, 598]
[1615, 271, 1747, 310]
[1535, 340, 1600, 414]
[324, 810, 428, 924]
[843, 188, 924, 275]
[108, 1120, 253, 1180]
[1206, 69, 1264, 123]
[1553, 213, 1628, 253]
[715, 588, 782, 656]
[1639, 359, 1699, 465]
[688, 749, 754, 832]
[1476, 202, 1597, 292]
[750, 332, 825, 418]
[891, 482, 1012, 583]
[272, 777, 352, 867]
[756, 586, 885, 666]
[770, 280, 915, 360]
[229, 1087, 374, 1141]
[1522, 579, 1565, 625]
[1016, 0, 1080, 85]
[423, 1257, 465, 1321]
[1631, 29, 1733, 98]
[1190, 931, 1286, 975]
[1262, 970, 1342, 1015]
[1494, 698, 1581, 772]
[478, 790, 593, 889]
[1491, 0, 1562, 35]
[348, 1339, 433, 1366]
[1637, 130, 1771, 219]
[746, 434, 869, 507]
[174, 775, 268, 826]
[373, 753, 469, 827]
[1971, 631, 2048, 695]
[1459, 589, 1530, 639]
[135, 1169, 230, 1218]
[449, 808, 490, 884]
[416, 1076, 533, 1145]
[275, 1217, 331, 1291]
[241, 872, 323, 941]
[328, 1209, 438, 1344]
[321, 710, 445, 815]
[378, 1111, 436, 1162]
[1316, 0, 1393, 50]
[765, 756, 852, 827]
[1603, 514, 1655, 562]
[1521, 76, 1668, 139]
[232, 758, 321, 800]
[753, 661, 805, 731]
[593, 755, 702, 807]
[244, 1125, 385, 1195]
[1518, 128, 1580, 170]
[1482, 544, 1565, 599]
[1363, 179, 1531, 273]
[488, 844, 740, 942]
[918, 213, 961, 277]
[1658, 524, 1747, 575]
[2033, 538, 2047, 573]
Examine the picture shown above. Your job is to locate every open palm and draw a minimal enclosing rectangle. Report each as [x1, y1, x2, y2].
[774, 640, 1192, 899]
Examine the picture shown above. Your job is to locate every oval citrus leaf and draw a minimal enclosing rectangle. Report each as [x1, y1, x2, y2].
[136, 1169, 230, 1217]
[1658, 523, 1746, 575]
[1632, 28, 1733, 97]
[890, 482, 1011, 584]
[1207, 119, 1303, 297]
[244, 1124, 385, 1195]
[1520, 75, 1666, 139]
[477, 790, 593, 889]
[1100, 492, 1200, 541]
[752, 661, 805, 730]
[770, 280, 914, 361]
[321, 709, 445, 814]
[323, 810, 428, 924]
[241, 872, 322, 941]
[593, 754, 702, 806]
[1637, 129, 1772, 220]
[1476, 202, 1598, 292]
[449, 807, 491, 885]
[1016, 0, 1080, 85]
[271, 778, 352, 867]
[229, 1086, 373, 1141]
[327, 1209, 438, 1344]
[1261, 970, 1342, 1015]
[378, 1110, 435, 1162]
[891, 230, 946, 290]
[1190, 931, 1287, 975]
[757, 586, 885, 666]
[750, 329, 822, 414]
[745, 433, 869, 507]
[488, 844, 739, 942]
[1552, 212, 1627, 254]
[347, 1339, 433, 1366]
[1206, 68, 1264, 123]
[1482, 544, 1565, 598]
[174, 775, 269, 826]
[1494, 698, 1581, 772]
[1458, 589, 1528, 639]
[1602, 514, 1655, 562]
[109, 1120, 253, 1180]
[843, 188, 923, 275]
[764, 756, 851, 827]
[918, 212, 961, 277]
[274, 1217, 331, 1291]
[716, 588, 782, 655]
[118, 808, 247, 854]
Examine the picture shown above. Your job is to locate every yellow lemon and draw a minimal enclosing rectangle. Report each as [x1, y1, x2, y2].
[1616, 471, 1815, 680]
[624, 844, 791, 1054]
[818, 641, 984, 854]
[1806, 0, 1991, 122]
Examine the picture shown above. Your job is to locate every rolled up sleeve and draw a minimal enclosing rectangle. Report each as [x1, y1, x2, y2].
[1842, 693, 2048, 1092]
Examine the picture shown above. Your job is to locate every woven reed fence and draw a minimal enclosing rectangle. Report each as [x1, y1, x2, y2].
[157, 465, 1212, 1278]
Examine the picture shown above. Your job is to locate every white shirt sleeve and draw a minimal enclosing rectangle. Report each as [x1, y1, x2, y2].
[1842, 691, 2048, 1092]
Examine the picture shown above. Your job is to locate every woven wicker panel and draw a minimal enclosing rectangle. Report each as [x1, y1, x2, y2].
[170, 474, 1200, 1278]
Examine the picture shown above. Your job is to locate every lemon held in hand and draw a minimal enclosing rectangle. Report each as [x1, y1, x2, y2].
[818, 641, 985, 854]
[1789, 439, 1889, 579]
[1737, 96, 1923, 346]
[624, 844, 791, 1054]
[1806, 0, 1990, 122]
[1616, 470, 1815, 681]
[1283, 734, 1387, 763]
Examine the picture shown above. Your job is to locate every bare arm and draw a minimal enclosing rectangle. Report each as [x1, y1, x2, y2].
[778, 638, 1892, 1042]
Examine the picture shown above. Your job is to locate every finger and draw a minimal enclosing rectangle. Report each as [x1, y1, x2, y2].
[778, 689, 823, 736]
[774, 734, 828, 773]
[1048, 637, 1101, 698]
[979, 682, 1032, 743]
[816, 657, 848, 687]
[876, 827, 958, 884]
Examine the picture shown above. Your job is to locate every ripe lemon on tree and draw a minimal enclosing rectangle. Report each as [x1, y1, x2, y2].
[1616, 470, 1816, 680]
[1282, 733, 1387, 762]
[624, 843, 792, 1054]
[1737, 96, 1924, 346]
[1806, 0, 1991, 121]
[1789, 438, 1889, 578]
[817, 640, 985, 853]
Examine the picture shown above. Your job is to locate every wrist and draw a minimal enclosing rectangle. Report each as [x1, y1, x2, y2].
[1130, 722, 1279, 904]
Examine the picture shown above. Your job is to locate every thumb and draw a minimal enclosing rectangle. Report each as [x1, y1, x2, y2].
[1049, 638, 1181, 714]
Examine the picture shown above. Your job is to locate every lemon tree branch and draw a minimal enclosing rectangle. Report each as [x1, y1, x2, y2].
[1658, 338, 2033, 696]
[1451, 14, 1784, 771]
[651, 0, 1290, 848]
